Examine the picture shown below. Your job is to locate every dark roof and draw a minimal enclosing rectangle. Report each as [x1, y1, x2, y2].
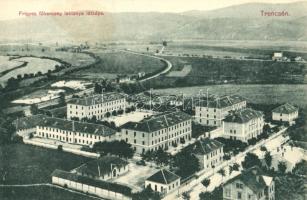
[68, 92, 126, 106]
[224, 108, 263, 123]
[224, 166, 270, 194]
[14, 114, 46, 130]
[15, 115, 116, 137]
[146, 169, 180, 184]
[193, 138, 224, 155]
[121, 111, 191, 133]
[51, 169, 132, 195]
[272, 103, 298, 114]
[74, 156, 128, 177]
[197, 95, 246, 109]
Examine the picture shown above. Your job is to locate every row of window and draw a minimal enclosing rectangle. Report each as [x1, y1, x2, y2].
[38, 127, 104, 139]
[70, 99, 125, 110]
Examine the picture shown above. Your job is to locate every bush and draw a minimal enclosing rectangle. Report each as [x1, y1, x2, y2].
[57, 145, 63, 151]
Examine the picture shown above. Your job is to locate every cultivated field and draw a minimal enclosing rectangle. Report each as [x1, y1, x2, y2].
[0, 144, 92, 184]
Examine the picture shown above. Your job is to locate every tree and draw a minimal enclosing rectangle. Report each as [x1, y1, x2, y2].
[93, 140, 134, 159]
[263, 124, 271, 134]
[173, 150, 200, 178]
[154, 148, 171, 166]
[182, 192, 190, 200]
[105, 112, 111, 118]
[94, 83, 103, 94]
[30, 104, 39, 115]
[264, 152, 272, 168]
[278, 161, 287, 174]
[242, 153, 261, 169]
[217, 169, 226, 184]
[58, 92, 66, 106]
[201, 178, 210, 191]
[112, 110, 117, 116]
[232, 163, 240, 171]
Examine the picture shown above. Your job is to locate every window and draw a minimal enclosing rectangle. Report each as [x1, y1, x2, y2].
[225, 188, 231, 197]
[237, 192, 242, 199]
[134, 132, 136, 137]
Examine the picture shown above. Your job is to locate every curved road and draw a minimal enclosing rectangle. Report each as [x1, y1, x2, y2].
[119, 50, 173, 82]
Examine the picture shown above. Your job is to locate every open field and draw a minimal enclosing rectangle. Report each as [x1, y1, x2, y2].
[0, 144, 92, 184]
[0, 57, 60, 86]
[0, 186, 98, 200]
[0, 56, 24, 74]
[0, 44, 95, 67]
[155, 84, 307, 107]
[69, 51, 166, 80]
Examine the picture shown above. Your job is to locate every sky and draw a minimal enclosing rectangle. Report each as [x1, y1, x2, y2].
[0, 0, 302, 20]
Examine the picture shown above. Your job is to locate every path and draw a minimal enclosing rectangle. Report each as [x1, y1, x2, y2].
[119, 50, 173, 82]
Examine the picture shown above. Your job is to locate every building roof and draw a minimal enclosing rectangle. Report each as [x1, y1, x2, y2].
[14, 114, 46, 130]
[146, 169, 180, 184]
[197, 95, 246, 109]
[224, 108, 263, 124]
[121, 111, 191, 133]
[192, 138, 224, 155]
[272, 103, 298, 114]
[15, 115, 116, 137]
[74, 156, 128, 177]
[225, 166, 272, 194]
[51, 169, 132, 195]
[68, 92, 126, 106]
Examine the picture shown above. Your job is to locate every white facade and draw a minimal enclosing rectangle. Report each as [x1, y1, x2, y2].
[195, 98, 246, 127]
[67, 95, 126, 120]
[35, 125, 116, 146]
[223, 116, 264, 143]
[121, 119, 192, 154]
[272, 111, 298, 123]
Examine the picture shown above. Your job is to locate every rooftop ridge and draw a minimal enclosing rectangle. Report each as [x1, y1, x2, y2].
[161, 169, 168, 184]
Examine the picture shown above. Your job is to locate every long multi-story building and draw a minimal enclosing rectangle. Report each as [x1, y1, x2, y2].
[67, 93, 126, 120]
[120, 111, 192, 154]
[36, 117, 117, 146]
[16, 115, 117, 146]
[195, 95, 246, 127]
[223, 108, 264, 143]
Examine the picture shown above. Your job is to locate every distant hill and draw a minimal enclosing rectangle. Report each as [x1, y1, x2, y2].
[0, 1, 307, 42]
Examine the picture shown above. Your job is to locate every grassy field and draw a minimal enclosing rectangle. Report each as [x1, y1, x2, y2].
[0, 144, 92, 184]
[70, 51, 166, 80]
[0, 44, 95, 67]
[155, 84, 307, 107]
[0, 186, 98, 200]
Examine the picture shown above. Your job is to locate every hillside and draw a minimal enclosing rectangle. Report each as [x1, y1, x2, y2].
[0, 1, 306, 42]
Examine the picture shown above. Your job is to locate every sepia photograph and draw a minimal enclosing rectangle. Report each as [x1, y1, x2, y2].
[0, 0, 306, 199]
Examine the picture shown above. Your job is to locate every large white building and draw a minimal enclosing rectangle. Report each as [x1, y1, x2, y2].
[120, 111, 192, 154]
[67, 93, 126, 120]
[223, 108, 264, 143]
[193, 138, 224, 170]
[36, 118, 117, 146]
[272, 103, 298, 124]
[16, 115, 117, 146]
[195, 95, 246, 127]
